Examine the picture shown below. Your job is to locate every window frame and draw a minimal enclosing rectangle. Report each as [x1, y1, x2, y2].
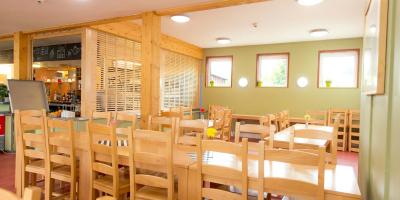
[317, 49, 360, 89]
[205, 56, 233, 88]
[256, 52, 290, 88]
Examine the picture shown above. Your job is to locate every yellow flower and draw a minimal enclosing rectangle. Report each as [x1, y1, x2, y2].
[304, 114, 311, 121]
[206, 128, 217, 138]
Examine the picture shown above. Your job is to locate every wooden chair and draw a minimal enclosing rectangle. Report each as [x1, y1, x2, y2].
[0, 187, 41, 200]
[178, 106, 193, 120]
[88, 122, 130, 199]
[197, 138, 249, 200]
[208, 105, 226, 120]
[276, 110, 290, 131]
[91, 111, 112, 126]
[115, 112, 136, 139]
[128, 129, 175, 200]
[257, 141, 326, 200]
[289, 119, 338, 164]
[306, 110, 328, 126]
[234, 122, 270, 144]
[175, 119, 207, 148]
[161, 106, 192, 120]
[348, 110, 360, 152]
[260, 114, 277, 134]
[15, 109, 50, 199]
[221, 108, 233, 141]
[46, 118, 78, 199]
[211, 108, 225, 138]
[328, 109, 348, 151]
[147, 115, 175, 131]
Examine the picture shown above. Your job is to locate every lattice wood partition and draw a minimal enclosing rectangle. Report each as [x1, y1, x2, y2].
[328, 109, 349, 151]
[95, 31, 142, 115]
[348, 109, 360, 152]
[160, 49, 200, 110]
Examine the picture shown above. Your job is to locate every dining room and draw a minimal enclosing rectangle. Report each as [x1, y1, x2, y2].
[0, 0, 399, 200]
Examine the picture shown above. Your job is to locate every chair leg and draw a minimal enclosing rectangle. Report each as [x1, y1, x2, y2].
[70, 178, 76, 200]
[30, 173, 37, 186]
[45, 177, 54, 200]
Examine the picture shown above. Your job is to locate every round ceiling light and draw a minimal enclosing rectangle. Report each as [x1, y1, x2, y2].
[309, 29, 329, 37]
[238, 77, 249, 88]
[297, 77, 309, 88]
[296, 0, 324, 6]
[170, 15, 190, 23]
[216, 37, 231, 45]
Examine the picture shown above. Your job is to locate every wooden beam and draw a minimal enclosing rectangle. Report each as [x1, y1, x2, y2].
[141, 12, 161, 126]
[161, 34, 203, 59]
[23, 13, 142, 35]
[30, 28, 83, 40]
[0, 34, 13, 41]
[156, 0, 269, 16]
[91, 21, 142, 42]
[13, 32, 30, 80]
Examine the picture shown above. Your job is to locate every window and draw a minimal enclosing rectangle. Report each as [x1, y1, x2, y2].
[206, 56, 232, 87]
[256, 53, 289, 87]
[160, 50, 200, 110]
[318, 50, 359, 88]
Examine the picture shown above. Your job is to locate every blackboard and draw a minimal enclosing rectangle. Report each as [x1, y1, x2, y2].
[33, 43, 81, 62]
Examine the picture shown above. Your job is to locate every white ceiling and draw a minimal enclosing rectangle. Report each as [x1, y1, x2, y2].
[1, 0, 368, 49]
[162, 0, 369, 48]
[0, 0, 209, 34]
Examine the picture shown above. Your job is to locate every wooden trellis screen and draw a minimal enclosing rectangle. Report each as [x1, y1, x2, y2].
[160, 50, 200, 110]
[95, 31, 142, 115]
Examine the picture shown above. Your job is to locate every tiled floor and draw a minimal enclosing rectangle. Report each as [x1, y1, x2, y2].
[0, 151, 359, 195]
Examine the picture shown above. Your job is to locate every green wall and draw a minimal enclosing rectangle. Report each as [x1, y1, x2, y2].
[202, 38, 363, 116]
[359, 0, 400, 199]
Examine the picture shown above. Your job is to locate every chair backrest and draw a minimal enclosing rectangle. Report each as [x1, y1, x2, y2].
[46, 118, 76, 176]
[0, 187, 41, 200]
[179, 106, 193, 120]
[197, 138, 248, 200]
[115, 112, 136, 138]
[234, 122, 272, 145]
[208, 104, 226, 120]
[257, 141, 325, 200]
[128, 129, 174, 200]
[306, 110, 328, 126]
[91, 111, 112, 125]
[289, 121, 338, 164]
[277, 110, 290, 131]
[15, 109, 48, 165]
[147, 115, 174, 131]
[88, 122, 119, 196]
[212, 108, 225, 130]
[175, 119, 207, 147]
[328, 109, 348, 127]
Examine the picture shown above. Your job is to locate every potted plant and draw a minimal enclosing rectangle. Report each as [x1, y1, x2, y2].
[325, 80, 332, 88]
[257, 80, 263, 87]
[0, 84, 9, 102]
[209, 80, 215, 87]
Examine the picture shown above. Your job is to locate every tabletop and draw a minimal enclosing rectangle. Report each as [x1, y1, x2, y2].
[266, 124, 333, 147]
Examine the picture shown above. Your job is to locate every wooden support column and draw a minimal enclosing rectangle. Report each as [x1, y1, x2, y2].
[13, 32, 30, 80]
[141, 12, 161, 127]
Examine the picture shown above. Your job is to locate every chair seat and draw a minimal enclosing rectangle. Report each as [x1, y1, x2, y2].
[25, 160, 45, 175]
[51, 165, 78, 182]
[93, 174, 130, 195]
[135, 186, 177, 200]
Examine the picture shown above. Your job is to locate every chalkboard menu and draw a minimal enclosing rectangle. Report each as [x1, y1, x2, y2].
[33, 43, 81, 62]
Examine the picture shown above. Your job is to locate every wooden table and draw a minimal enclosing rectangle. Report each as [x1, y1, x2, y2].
[187, 151, 361, 200]
[265, 124, 332, 149]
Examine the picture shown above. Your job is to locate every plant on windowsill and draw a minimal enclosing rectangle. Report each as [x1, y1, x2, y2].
[209, 80, 215, 87]
[257, 81, 263, 87]
[0, 84, 9, 103]
[325, 80, 332, 88]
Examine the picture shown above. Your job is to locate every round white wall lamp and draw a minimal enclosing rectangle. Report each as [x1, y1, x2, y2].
[297, 77, 309, 88]
[238, 77, 249, 88]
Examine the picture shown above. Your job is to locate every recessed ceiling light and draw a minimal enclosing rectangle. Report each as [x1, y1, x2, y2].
[309, 29, 329, 37]
[170, 15, 190, 23]
[296, 0, 324, 6]
[216, 37, 231, 45]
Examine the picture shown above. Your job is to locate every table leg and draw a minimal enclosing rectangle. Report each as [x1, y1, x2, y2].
[187, 166, 200, 200]
[15, 125, 22, 197]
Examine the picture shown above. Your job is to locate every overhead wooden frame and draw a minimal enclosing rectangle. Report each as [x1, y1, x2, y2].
[156, 0, 270, 16]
